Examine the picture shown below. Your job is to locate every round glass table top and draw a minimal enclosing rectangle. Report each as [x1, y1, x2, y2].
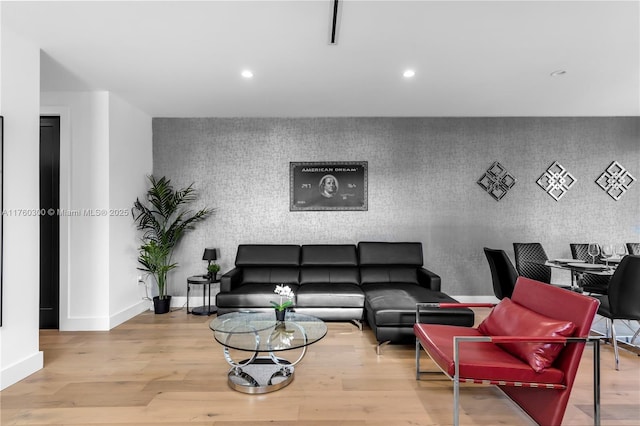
[210, 312, 327, 352]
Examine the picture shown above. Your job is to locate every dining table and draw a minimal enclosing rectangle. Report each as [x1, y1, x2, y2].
[543, 257, 621, 290]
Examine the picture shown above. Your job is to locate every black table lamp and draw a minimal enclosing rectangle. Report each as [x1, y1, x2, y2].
[202, 248, 218, 279]
[203, 247, 217, 266]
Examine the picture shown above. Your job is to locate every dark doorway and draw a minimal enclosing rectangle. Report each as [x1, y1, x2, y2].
[40, 116, 60, 329]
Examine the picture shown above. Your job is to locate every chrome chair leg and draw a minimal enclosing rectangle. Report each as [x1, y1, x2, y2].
[593, 338, 601, 426]
[350, 319, 363, 331]
[453, 338, 460, 426]
[610, 320, 620, 370]
[376, 340, 390, 355]
[415, 339, 421, 380]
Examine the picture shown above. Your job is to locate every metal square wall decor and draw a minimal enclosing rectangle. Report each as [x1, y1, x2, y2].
[477, 161, 517, 201]
[536, 161, 576, 201]
[596, 161, 636, 201]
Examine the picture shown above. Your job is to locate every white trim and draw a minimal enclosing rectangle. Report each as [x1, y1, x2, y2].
[171, 296, 188, 310]
[0, 351, 43, 391]
[109, 300, 148, 328]
[61, 316, 110, 331]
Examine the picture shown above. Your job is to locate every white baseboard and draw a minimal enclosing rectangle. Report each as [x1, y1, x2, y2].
[61, 300, 170, 331]
[452, 295, 500, 304]
[60, 316, 110, 331]
[132, 297, 193, 314]
[110, 300, 150, 328]
[0, 351, 44, 391]
[171, 296, 188, 310]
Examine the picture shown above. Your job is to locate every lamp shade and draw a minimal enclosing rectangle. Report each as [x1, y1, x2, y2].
[202, 248, 217, 261]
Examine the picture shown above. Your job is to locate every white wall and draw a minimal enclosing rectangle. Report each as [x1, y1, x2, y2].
[0, 27, 44, 390]
[107, 93, 152, 326]
[41, 91, 152, 330]
[41, 91, 110, 330]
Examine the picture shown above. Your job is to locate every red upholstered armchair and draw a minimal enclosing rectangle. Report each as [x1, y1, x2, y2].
[414, 277, 601, 426]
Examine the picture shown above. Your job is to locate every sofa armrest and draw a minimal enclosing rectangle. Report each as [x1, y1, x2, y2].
[416, 302, 494, 323]
[220, 267, 243, 293]
[417, 267, 441, 291]
[453, 335, 599, 345]
[418, 302, 496, 309]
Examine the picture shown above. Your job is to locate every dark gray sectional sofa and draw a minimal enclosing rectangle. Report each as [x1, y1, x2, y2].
[216, 242, 474, 348]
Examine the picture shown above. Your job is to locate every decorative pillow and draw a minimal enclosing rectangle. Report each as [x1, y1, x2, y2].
[478, 298, 576, 372]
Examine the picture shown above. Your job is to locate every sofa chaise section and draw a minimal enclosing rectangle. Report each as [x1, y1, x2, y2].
[358, 242, 474, 347]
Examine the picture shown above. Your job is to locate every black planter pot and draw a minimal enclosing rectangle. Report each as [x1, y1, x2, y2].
[153, 296, 172, 314]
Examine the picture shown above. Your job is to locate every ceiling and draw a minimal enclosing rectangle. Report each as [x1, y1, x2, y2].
[3, 1, 639, 117]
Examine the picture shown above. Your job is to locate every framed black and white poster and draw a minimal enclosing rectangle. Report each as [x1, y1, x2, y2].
[290, 161, 368, 211]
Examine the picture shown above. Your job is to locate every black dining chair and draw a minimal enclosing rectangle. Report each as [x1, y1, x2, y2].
[595, 254, 640, 370]
[512, 242, 552, 281]
[626, 243, 640, 255]
[513, 242, 573, 290]
[570, 243, 609, 295]
[513, 242, 551, 283]
[483, 247, 518, 300]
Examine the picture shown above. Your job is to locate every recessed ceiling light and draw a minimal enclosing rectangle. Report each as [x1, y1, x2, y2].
[403, 69, 416, 78]
[241, 70, 254, 79]
[550, 70, 567, 77]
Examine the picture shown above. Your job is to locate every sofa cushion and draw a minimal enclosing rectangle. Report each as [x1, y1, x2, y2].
[300, 267, 360, 285]
[478, 298, 576, 373]
[414, 324, 565, 384]
[358, 242, 423, 266]
[360, 267, 419, 285]
[300, 244, 358, 266]
[242, 267, 300, 285]
[296, 283, 365, 308]
[216, 283, 300, 307]
[235, 244, 300, 267]
[364, 283, 474, 326]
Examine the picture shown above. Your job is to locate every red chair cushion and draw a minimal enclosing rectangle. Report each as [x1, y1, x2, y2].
[477, 298, 576, 372]
[414, 324, 565, 383]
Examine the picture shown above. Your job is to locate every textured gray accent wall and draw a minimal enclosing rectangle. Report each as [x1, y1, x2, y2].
[152, 117, 640, 296]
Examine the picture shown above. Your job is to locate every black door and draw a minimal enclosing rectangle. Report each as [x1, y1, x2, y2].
[40, 116, 60, 329]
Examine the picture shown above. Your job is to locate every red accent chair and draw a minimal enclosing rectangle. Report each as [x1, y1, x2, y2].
[414, 277, 601, 426]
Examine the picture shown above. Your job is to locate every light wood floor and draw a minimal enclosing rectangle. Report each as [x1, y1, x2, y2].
[1, 308, 639, 425]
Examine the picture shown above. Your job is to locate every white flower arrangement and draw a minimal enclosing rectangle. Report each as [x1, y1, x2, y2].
[271, 284, 294, 311]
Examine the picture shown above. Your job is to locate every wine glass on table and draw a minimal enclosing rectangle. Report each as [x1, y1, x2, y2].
[613, 244, 626, 269]
[588, 243, 600, 264]
[615, 243, 626, 259]
[601, 244, 614, 269]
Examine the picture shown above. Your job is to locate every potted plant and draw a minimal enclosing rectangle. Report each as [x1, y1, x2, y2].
[132, 175, 212, 314]
[271, 284, 294, 322]
[207, 263, 220, 280]
[137, 240, 177, 314]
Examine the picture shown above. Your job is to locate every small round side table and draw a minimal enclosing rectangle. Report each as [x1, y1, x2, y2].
[187, 275, 220, 315]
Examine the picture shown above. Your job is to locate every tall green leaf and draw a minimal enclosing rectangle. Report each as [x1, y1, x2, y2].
[132, 175, 213, 299]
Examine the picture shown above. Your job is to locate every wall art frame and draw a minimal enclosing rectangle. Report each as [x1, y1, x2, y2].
[290, 161, 368, 211]
[536, 161, 576, 201]
[477, 161, 517, 201]
[596, 160, 636, 201]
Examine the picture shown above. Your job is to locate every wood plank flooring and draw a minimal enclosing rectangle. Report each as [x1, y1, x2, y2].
[1, 308, 639, 425]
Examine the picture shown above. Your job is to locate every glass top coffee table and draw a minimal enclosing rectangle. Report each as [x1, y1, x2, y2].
[209, 311, 327, 394]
